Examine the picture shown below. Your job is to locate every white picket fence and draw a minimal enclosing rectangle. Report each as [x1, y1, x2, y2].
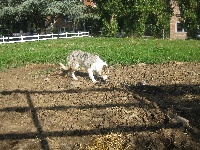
[0, 31, 89, 44]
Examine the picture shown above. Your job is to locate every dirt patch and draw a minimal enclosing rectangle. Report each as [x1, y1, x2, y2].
[0, 62, 200, 149]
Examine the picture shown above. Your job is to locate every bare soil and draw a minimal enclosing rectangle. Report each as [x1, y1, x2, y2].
[0, 62, 200, 150]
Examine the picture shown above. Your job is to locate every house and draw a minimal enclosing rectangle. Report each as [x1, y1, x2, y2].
[170, 0, 187, 39]
[52, 1, 96, 32]
[81, 0, 96, 7]
[53, 16, 72, 33]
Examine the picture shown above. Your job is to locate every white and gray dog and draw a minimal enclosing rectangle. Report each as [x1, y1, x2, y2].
[59, 50, 108, 82]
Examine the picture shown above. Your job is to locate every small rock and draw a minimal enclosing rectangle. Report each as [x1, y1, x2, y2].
[44, 78, 50, 82]
[136, 81, 147, 86]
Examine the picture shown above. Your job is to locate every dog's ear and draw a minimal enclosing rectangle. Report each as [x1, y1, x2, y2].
[102, 63, 109, 74]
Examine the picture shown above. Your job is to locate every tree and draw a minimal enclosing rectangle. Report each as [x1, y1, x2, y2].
[94, 0, 173, 37]
[176, 0, 200, 38]
[93, 0, 122, 37]
[0, 0, 87, 35]
[0, 0, 21, 35]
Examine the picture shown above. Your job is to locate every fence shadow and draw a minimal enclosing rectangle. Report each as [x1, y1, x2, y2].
[124, 83, 200, 140]
[0, 83, 199, 149]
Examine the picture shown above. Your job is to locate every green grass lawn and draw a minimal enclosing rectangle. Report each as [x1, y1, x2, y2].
[0, 37, 200, 70]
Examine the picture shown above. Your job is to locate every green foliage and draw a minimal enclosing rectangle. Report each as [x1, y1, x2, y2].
[44, 0, 86, 19]
[94, 0, 173, 37]
[93, 0, 121, 36]
[0, 37, 200, 70]
[1, 0, 199, 38]
[0, 0, 88, 34]
[176, 0, 200, 38]
[102, 16, 118, 37]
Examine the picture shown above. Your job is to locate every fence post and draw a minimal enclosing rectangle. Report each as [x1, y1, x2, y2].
[162, 29, 165, 39]
[66, 32, 68, 37]
[21, 35, 23, 42]
[38, 34, 40, 41]
[3, 36, 5, 43]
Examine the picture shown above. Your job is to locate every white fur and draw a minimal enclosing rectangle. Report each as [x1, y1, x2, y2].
[89, 57, 108, 82]
[59, 54, 108, 83]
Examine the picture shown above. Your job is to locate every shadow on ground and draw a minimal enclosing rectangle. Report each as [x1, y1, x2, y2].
[0, 82, 199, 149]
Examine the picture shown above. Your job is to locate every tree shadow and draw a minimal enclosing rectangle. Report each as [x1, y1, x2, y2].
[0, 83, 199, 149]
[123, 83, 200, 141]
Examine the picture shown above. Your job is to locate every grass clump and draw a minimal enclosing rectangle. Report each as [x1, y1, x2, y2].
[0, 37, 200, 70]
[86, 133, 125, 150]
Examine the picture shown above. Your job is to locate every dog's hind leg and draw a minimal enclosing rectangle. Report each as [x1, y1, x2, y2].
[59, 63, 67, 70]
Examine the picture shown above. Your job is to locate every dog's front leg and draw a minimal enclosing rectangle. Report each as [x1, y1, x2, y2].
[88, 68, 97, 83]
[71, 72, 78, 80]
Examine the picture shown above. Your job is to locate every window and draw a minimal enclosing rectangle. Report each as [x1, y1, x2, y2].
[176, 21, 184, 33]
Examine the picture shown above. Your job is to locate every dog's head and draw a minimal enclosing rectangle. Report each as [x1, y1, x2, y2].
[102, 62, 108, 71]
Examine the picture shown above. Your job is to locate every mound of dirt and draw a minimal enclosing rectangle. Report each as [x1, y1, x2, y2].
[0, 62, 199, 149]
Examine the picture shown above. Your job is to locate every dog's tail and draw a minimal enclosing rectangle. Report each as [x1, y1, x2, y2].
[59, 63, 67, 70]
